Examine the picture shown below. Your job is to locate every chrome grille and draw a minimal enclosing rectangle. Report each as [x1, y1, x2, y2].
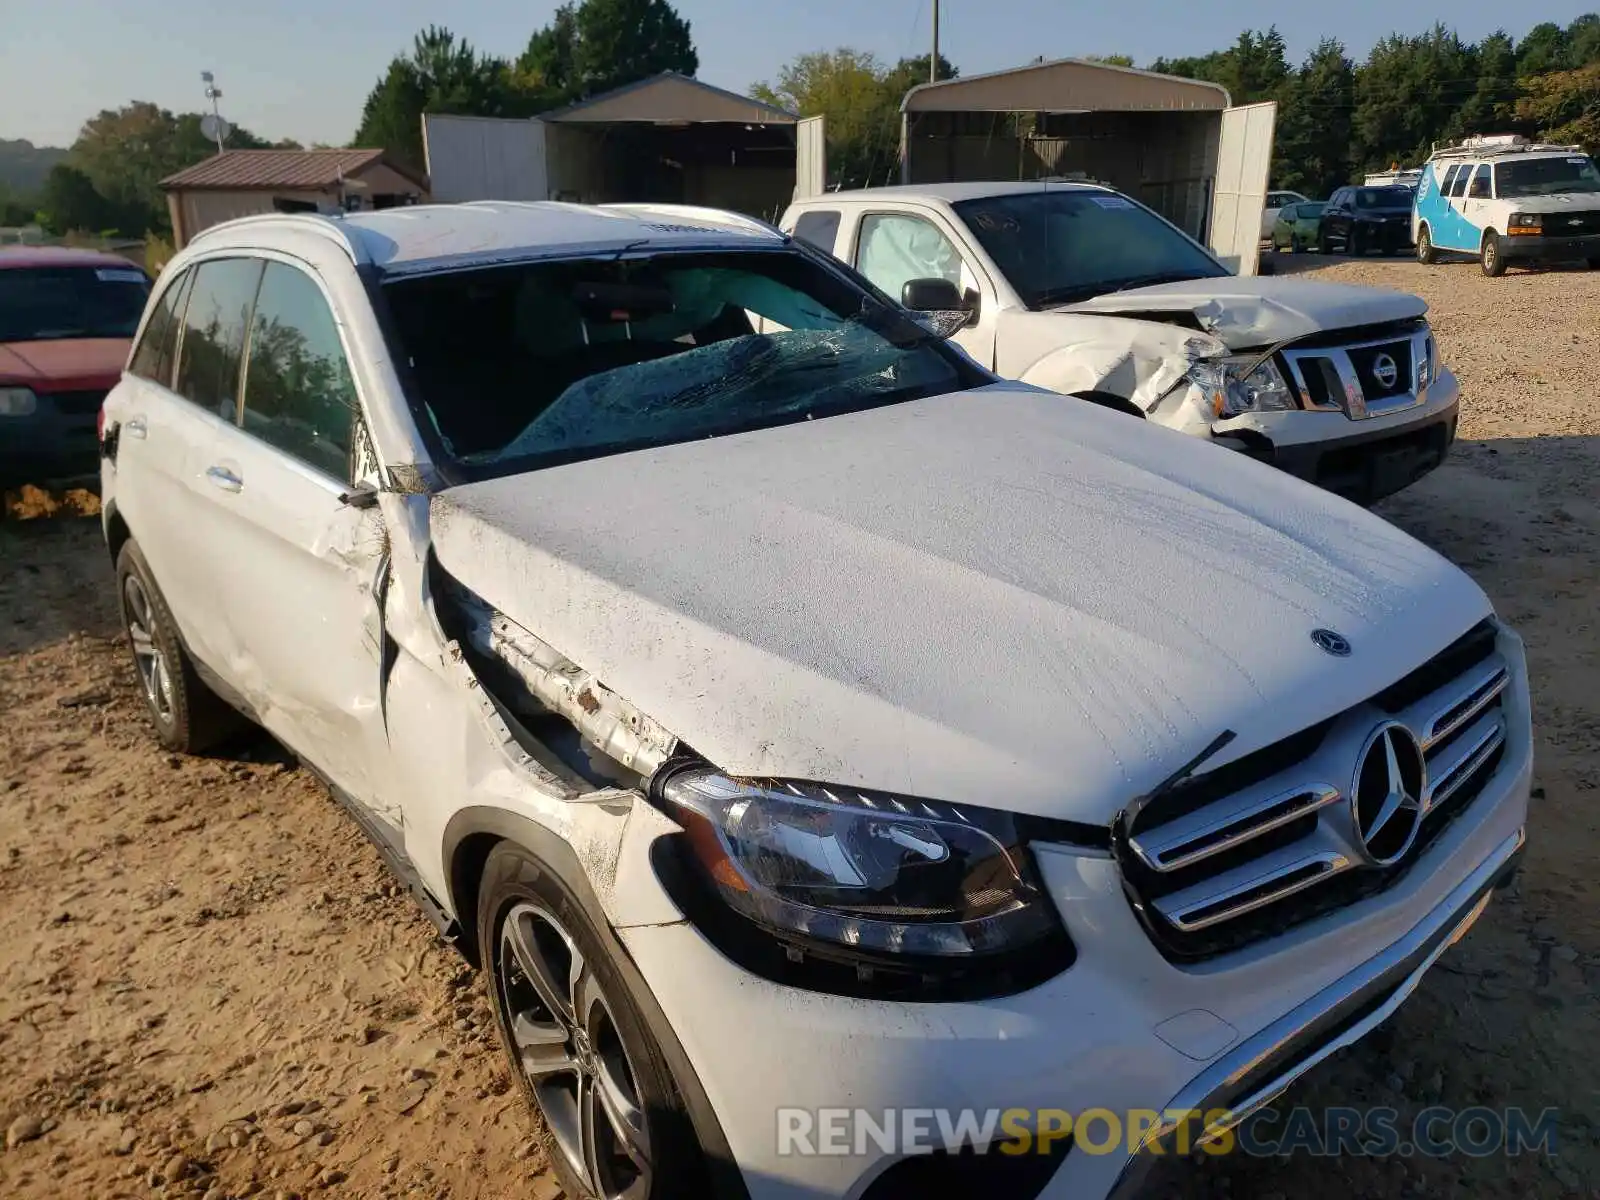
[1120, 621, 1511, 960]
[1281, 324, 1434, 420]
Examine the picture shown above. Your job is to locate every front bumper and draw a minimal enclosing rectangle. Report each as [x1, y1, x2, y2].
[1214, 368, 1460, 505]
[1499, 231, 1600, 263]
[0, 407, 101, 489]
[615, 638, 1531, 1200]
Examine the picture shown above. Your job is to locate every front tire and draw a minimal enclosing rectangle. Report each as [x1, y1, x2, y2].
[1586, 257, 1600, 270]
[1417, 225, 1437, 264]
[479, 842, 704, 1200]
[115, 540, 239, 753]
[1481, 232, 1507, 277]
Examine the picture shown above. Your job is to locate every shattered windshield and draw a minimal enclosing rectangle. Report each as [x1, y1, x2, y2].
[382, 249, 976, 477]
[951, 189, 1227, 310]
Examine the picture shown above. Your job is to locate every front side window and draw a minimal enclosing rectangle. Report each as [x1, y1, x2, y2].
[0, 263, 149, 344]
[241, 263, 359, 480]
[951, 189, 1226, 309]
[381, 248, 978, 480]
[1495, 155, 1600, 197]
[129, 270, 192, 388]
[174, 258, 265, 420]
[1468, 165, 1492, 199]
[855, 213, 966, 304]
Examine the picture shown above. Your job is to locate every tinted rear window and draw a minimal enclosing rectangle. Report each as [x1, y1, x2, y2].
[0, 265, 150, 343]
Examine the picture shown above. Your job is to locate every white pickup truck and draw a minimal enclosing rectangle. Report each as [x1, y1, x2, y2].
[782, 181, 1461, 505]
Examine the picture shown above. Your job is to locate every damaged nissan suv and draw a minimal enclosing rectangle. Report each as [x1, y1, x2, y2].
[100, 201, 1531, 1200]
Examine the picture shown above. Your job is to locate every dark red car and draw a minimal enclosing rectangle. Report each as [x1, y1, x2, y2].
[0, 246, 151, 487]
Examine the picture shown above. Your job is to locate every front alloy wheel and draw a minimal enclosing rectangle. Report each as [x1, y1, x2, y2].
[497, 901, 652, 1200]
[1481, 232, 1507, 277]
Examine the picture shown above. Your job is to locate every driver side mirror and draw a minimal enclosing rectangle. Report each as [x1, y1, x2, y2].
[901, 278, 979, 323]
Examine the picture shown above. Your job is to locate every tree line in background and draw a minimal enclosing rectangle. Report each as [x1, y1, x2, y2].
[1154, 17, 1600, 197]
[4, 6, 1597, 237]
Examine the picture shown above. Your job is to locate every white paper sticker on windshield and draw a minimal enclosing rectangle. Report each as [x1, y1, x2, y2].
[96, 268, 147, 283]
[1091, 196, 1135, 209]
[1568, 157, 1590, 165]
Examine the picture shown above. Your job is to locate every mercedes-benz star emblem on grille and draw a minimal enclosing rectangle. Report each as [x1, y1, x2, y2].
[1311, 628, 1352, 656]
[1351, 723, 1426, 866]
[1371, 352, 1399, 390]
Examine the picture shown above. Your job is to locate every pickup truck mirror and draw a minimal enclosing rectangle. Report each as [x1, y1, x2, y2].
[902, 277, 969, 314]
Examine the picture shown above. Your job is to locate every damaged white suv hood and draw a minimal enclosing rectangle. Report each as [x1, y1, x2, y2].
[430, 383, 1488, 824]
[1062, 275, 1428, 349]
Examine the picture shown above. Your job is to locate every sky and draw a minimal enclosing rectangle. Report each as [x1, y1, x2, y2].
[2, 0, 1595, 149]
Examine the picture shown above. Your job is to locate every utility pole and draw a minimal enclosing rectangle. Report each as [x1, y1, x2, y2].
[930, 0, 940, 83]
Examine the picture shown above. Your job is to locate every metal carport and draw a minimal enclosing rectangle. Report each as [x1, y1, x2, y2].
[899, 59, 1276, 273]
[423, 73, 825, 223]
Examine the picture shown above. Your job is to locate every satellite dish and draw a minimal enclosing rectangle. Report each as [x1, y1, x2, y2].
[200, 113, 233, 144]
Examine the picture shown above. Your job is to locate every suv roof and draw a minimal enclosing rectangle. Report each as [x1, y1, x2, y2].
[796, 180, 1113, 206]
[185, 201, 786, 275]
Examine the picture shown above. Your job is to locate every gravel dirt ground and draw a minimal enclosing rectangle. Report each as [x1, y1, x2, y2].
[2, 257, 1597, 1199]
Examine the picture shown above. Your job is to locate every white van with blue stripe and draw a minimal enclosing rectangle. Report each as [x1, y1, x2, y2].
[1413, 134, 1600, 276]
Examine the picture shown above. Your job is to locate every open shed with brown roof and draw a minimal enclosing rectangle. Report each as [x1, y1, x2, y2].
[422, 73, 825, 222]
[160, 149, 429, 248]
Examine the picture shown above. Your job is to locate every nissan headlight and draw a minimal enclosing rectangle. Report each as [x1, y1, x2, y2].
[0, 386, 38, 417]
[659, 767, 1063, 959]
[1221, 356, 1297, 415]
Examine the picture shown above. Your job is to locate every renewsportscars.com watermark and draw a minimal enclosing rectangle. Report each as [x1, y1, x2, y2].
[776, 1106, 1560, 1159]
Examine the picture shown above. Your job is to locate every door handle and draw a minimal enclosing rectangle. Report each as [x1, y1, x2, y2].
[205, 465, 243, 493]
[124, 415, 147, 439]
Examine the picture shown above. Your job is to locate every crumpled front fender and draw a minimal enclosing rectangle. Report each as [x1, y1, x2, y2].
[1017, 328, 1229, 437]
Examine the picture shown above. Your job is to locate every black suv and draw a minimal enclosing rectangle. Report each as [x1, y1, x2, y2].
[1318, 186, 1416, 255]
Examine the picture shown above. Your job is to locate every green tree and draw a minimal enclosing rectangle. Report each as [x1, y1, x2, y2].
[1352, 25, 1480, 169]
[1082, 54, 1135, 67]
[37, 163, 118, 234]
[1273, 40, 1356, 196]
[1450, 31, 1521, 139]
[570, 0, 697, 97]
[352, 27, 521, 168]
[69, 102, 268, 235]
[1516, 61, 1600, 149]
[752, 48, 944, 189]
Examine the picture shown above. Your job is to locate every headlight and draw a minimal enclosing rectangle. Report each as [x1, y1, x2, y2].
[1219, 357, 1297, 416]
[1508, 213, 1542, 235]
[659, 767, 1064, 959]
[0, 386, 38, 417]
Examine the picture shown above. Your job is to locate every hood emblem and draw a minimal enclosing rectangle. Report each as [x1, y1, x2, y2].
[1351, 723, 1426, 865]
[1371, 353, 1399, 390]
[1311, 628, 1352, 657]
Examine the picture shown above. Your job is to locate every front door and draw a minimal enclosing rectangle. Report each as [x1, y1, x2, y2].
[199, 258, 397, 831]
[851, 210, 997, 369]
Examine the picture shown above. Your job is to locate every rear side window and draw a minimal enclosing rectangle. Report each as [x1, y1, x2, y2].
[240, 263, 359, 480]
[129, 270, 192, 388]
[174, 258, 265, 421]
[1469, 164, 1492, 199]
[792, 210, 842, 254]
[1439, 166, 1460, 195]
[1449, 168, 1473, 198]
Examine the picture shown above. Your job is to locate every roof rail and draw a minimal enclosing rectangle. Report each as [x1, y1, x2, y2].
[186, 211, 365, 264]
[1427, 133, 1585, 161]
[599, 202, 786, 239]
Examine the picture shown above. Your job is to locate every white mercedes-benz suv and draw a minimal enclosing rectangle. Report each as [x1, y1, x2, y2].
[99, 201, 1530, 1200]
